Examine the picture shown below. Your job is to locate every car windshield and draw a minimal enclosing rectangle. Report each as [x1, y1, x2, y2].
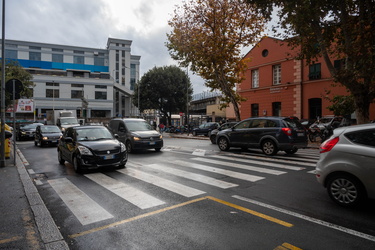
[21, 123, 42, 130]
[124, 120, 153, 132]
[41, 126, 61, 133]
[319, 117, 333, 123]
[76, 128, 113, 141]
[60, 117, 78, 125]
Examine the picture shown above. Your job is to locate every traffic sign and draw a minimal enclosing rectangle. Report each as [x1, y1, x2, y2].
[5, 79, 23, 99]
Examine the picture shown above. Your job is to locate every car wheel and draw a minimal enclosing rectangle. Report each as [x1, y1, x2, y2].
[261, 139, 278, 155]
[285, 148, 298, 154]
[210, 135, 216, 144]
[73, 155, 82, 173]
[155, 148, 161, 152]
[217, 137, 230, 151]
[326, 174, 365, 207]
[58, 150, 65, 165]
[126, 141, 132, 153]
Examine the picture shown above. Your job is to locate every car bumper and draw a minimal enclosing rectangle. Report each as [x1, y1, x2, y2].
[79, 152, 128, 169]
[133, 140, 163, 150]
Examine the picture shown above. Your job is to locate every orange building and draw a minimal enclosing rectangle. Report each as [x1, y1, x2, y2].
[238, 37, 375, 121]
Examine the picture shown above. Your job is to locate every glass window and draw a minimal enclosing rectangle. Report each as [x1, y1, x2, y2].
[29, 51, 41, 61]
[272, 102, 281, 116]
[95, 91, 107, 100]
[235, 120, 252, 129]
[251, 103, 259, 117]
[273, 64, 281, 85]
[46, 82, 59, 86]
[46, 89, 59, 98]
[71, 90, 83, 99]
[52, 54, 63, 63]
[94, 57, 104, 66]
[309, 63, 321, 80]
[345, 129, 375, 147]
[72, 84, 84, 88]
[74, 55, 84, 64]
[252, 69, 259, 88]
[5, 49, 17, 59]
[95, 85, 107, 89]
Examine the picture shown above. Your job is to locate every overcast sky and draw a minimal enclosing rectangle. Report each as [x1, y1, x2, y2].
[2, 0, 210, 94]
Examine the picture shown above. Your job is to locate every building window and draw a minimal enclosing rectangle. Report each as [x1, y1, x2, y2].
[94, 57, 104, 66]
[52, 54, 63, 63]
[251, 103, 259, 117]
[95, 91, 107, 100]
[309, 63, 321, 80]
[71, 90, 83, 99]
[130, 79, 135, 91]
[74, 55, 84, 64]
[272, 102, 282, 116]
[334, 59, 346, 70]
[46, 89, 59, 98]
[72, 84, 84, 88]
[262, 49, 268, 57]
[46, 82, 59, 86]
[5, 49, 17, 59]
[252, 69, 259, 88]
[272, 64, 281, 85]
[95, 85, 107, 89]
[29, 51, 41, 61]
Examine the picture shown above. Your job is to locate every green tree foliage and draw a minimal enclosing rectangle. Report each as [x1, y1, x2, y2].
[166, 0, 266, 121]
[132, 65, 193, 125]
[324, 91, 355, 116]
[247, 0, 375, 124]
[1, 60, 34, 108]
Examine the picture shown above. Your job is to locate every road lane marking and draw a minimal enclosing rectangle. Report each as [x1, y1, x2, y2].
[48, 178, 113, 225]
[233, 195, 375, 242]
[192, 157, 286, 175]
[192, 149, 206, 156]
[69, 196, 292, 239]
[174, 160, 265, 182]
[142, 163, 238, 189]
[210, 155, 305, 171]
[85, 173, 165, 209]
[0, 236, 23, 244]
[274, 242, 303, 250]
[118, 168, 205, 197]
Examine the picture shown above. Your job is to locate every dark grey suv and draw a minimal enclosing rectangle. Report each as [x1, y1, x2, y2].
[216, 117, 308, 155]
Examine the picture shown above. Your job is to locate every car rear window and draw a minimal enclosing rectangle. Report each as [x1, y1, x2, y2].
[283, 118, 305, 129]
[345, 129, 375, 147]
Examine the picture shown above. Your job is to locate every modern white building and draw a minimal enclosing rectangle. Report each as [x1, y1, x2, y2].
[2, 37, 140, 120]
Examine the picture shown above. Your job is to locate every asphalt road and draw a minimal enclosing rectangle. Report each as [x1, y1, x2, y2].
[15, 137, 375, 249]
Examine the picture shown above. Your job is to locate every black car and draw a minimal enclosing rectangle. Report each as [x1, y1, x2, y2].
[34, 125, 62, 147]
[108, 118, 163, 153]
[192, 122, 220, 136]
[57, 126, 127, 173]
[16, 123, 44, 141]
[216, 116, 308, 155]
[209, 122, 238, 144]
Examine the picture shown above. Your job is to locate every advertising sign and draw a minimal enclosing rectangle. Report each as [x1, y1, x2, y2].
[6, 99, 34, 113]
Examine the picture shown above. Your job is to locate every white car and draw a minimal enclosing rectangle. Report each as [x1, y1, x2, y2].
[316, 123, 375, 207]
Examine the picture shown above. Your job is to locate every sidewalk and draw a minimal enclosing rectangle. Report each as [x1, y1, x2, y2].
[0, 144, 69, 250]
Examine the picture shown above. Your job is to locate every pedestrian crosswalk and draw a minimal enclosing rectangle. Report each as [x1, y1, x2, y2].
[44, 149, 319, 226]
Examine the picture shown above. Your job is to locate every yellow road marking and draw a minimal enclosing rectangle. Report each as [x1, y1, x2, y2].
[0, 236, 23, 244]
[282, 242, 303, 250]
[70, 196, 292, 239]
[206, 196, 293, 228]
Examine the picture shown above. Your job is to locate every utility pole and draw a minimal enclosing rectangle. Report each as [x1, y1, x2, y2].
[1, 0, 6, 167]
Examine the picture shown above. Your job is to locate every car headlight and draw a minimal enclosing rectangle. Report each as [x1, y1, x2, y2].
[133, 136, 140, 141]
[159, 135, 163, 139]
[120, 142, 126, 152]
[21, 131, 26, 135]
[61, 128, 66, 132]
[77, 145, 93, 155]
[42, 136, 48, 140]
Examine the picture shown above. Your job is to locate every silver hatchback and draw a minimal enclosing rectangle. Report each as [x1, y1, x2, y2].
[316, 123, 375, 207]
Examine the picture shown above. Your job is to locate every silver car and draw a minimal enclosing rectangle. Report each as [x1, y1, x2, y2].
[316, 123, 375, 207]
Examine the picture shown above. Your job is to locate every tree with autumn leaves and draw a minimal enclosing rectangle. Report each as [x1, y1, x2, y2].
[167, 0, 266, 121]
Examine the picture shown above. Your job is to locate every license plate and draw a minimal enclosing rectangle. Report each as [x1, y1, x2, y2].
[103, 154, 115, 160]
[297, 133, 304, 136]
[149, 141, 156, 145]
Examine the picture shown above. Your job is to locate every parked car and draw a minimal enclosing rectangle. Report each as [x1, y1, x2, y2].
[309, 116, 342, 133]
[57, 125, 127, 173]
[192, 122, 220, 136]
[108, 118, 163, 153]
[16, 123, 44, 141]
[316, 123, 375, 207]
[209, 122, 238, 144]
[34, 125, 62, 147]
[216, 117, 308, 155]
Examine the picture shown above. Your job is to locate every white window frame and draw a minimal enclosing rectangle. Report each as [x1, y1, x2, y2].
[273, 64, 281, 85]
[252, 69, 259, 88]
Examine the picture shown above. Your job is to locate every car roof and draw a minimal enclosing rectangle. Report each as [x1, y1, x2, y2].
[335, 123, 375, 135]
[112, 118, 146, 122]
[73, 125, 106, 129]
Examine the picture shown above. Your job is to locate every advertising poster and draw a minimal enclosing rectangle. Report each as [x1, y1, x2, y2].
[15, 99, 34, 113]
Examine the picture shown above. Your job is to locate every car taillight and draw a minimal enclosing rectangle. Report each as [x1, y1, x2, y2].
[282, 128, 292, 136]
[320, 137, 339, 153]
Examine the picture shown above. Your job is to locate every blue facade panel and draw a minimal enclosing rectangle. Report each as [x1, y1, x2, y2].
[12, 59, 108, 73]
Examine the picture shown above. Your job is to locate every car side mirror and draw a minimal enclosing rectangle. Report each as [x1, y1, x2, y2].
[114, 134, 119, 139]
[5, 130, 12, 139]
